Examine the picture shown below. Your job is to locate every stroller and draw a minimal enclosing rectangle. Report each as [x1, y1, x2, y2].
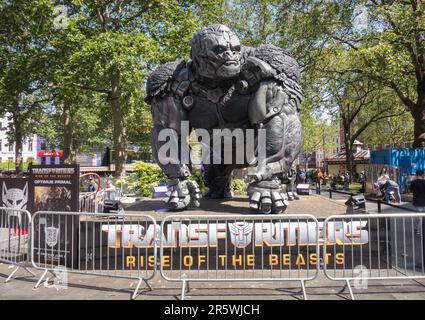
[101, 189, 124, 213]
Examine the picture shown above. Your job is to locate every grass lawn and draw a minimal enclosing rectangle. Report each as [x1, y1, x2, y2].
[321, 182, 363, 194]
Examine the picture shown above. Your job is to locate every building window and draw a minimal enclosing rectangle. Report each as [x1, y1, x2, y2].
[8, 141, 13, 152]
[0, 139, 2, 152]
[28, 139, 33, 152]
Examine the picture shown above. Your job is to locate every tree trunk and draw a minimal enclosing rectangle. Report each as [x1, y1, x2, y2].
[413, 91, 425, 148]
[15, 124, 24, 176]
[12, 112, 24, 176]
[110, 67, 126, 177]
[62, 103, 74, 164]
[344, 138, 351, 176]
[348, 145, 354, 184]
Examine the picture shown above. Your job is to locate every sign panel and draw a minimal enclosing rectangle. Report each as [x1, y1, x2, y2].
[0, 178, 32, 263]
[78, 218, 391, 271]
[38, 151, 64, 157]
[30, 164, 80, 268]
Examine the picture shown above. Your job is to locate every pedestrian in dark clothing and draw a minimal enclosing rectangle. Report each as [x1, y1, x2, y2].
[88, 178, 97, 192]
[410, 170, 425, 208]
[410, 170, 425, 235]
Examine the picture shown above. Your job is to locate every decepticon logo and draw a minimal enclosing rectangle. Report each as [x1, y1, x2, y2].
[2, 182, 28, 210]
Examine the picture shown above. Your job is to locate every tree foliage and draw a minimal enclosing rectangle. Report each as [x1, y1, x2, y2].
[1, 0, 423, 175]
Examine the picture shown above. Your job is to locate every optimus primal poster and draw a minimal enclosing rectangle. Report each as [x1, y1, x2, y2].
[78, 218, 392, 271]
[29, 164, 80, 268]
[0, 178, 32, 263]
[28, 164, 80, 213]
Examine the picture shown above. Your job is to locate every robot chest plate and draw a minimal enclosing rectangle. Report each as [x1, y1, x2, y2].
[187, 93, 250, 130]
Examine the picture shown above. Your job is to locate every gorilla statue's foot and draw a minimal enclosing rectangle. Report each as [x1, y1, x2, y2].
[247, 180, 289, 214]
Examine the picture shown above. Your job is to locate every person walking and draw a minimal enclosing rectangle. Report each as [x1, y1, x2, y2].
[409, 170, 425, 235]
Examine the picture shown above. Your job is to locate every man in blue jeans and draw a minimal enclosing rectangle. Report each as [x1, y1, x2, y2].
[410, 170, 425, 235]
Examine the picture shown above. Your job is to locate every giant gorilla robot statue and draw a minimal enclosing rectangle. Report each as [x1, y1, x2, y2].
[145, 25, 303, 214]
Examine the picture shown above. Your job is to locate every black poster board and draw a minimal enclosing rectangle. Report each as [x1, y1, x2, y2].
[0, 178, 32, 263]
[78, 218, 391, 271]
[29, 164, 80, 268]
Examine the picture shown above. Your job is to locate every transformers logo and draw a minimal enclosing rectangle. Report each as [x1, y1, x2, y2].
[2, 182, 28, 210]
[229, 222, 254, 248]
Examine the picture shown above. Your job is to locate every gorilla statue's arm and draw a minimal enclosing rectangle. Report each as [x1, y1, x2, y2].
[145, 60, 201, 210]
[241, 45, 304, 214]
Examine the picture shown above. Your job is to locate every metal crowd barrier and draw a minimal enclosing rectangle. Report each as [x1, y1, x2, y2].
[30, 211, 157, 299]
[160, 214, 320, 300]
[323, 213, 425, 300]
[3, 208, 425, 300]
[0, 207, 35, 282]
[79, 192, 103, 213]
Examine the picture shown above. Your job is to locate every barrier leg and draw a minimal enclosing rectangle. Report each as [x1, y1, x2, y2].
[144, 279, 153, 292]
[34, 269, 48, 289]
[131, 278, 143, 300]
[300, 280, 308, 300]
[181, 280, 187, 300]
[346, 280, 355, 300]
[339, 280, 355, 300]
[131, 278, 153, 300]
[5, 265, 36, 283]
[24, 266, 36, 277]
[186, 281, 190, 293]
[5, 266, 20, 283]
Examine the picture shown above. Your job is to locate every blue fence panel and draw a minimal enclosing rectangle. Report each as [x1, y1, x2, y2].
[371, 148, 425, 194]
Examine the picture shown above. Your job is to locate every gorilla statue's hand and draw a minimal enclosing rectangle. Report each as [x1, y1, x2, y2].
[163, 178, 201, 210]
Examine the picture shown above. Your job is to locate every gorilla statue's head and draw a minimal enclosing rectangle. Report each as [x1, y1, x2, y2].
[190, 24, 243, 81]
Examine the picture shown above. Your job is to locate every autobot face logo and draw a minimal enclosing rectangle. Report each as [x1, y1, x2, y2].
[45, 227, 59, 248]
[2, 182, 28, 210]
[229, 222, 254, 248]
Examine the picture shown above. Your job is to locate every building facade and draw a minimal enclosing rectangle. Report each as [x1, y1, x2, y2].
[0, 115, 38, 166]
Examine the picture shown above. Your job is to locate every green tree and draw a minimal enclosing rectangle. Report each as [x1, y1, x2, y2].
[325, 74, 406, 180]
[314, 1, 425, 147]
[46, 0, 222, 176]
[0, 0, 55, 174]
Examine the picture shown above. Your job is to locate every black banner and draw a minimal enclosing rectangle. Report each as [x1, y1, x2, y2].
[0, 178, 32, 263]
[30, 164, 80, 268]
[78, 218, 391, 271]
